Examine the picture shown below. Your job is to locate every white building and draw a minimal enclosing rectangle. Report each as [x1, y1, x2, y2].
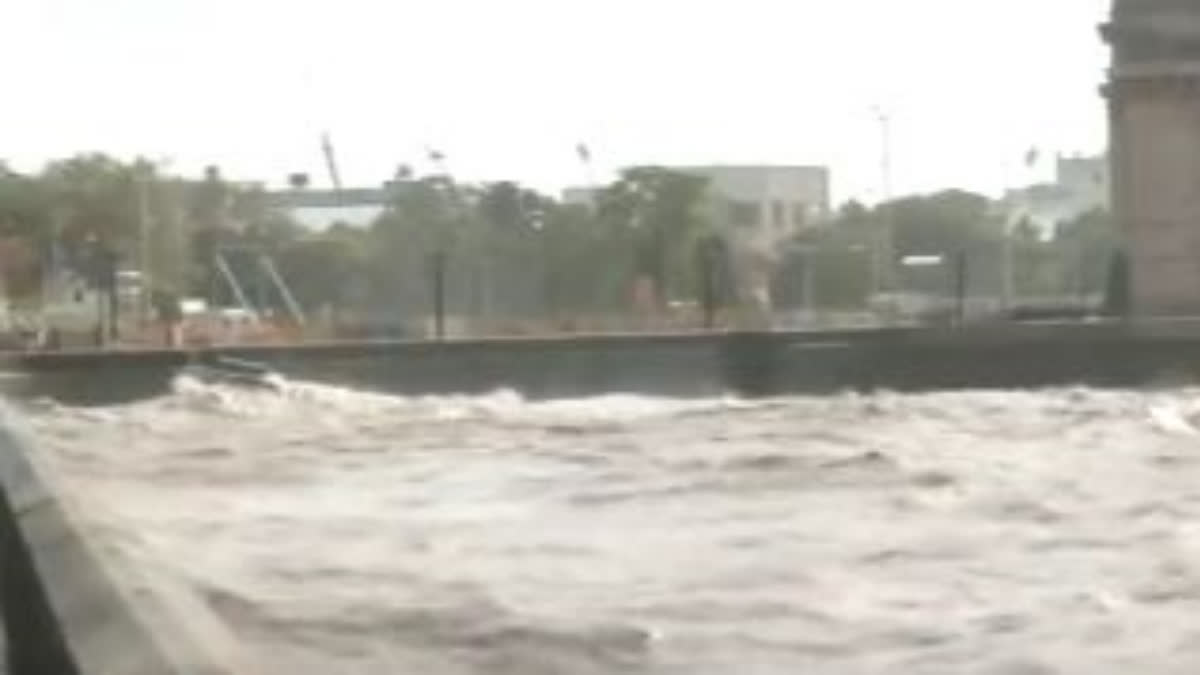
[267, 188, 389, 231]
[1003, 155, 1109, 236]
[681, 165, 830, 251]
[561, 187, 601, 208]
[561, 165, 831, 311]
[563, 165, 830, 245]
[686, 165, 830, 310]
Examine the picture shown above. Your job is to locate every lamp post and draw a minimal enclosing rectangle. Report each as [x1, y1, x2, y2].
[696, 235, 723, 330]
[135, 167, 153, 329]
[428, 250, 447, 340]
[527, 207, 553, 326]
[871, 106, 895, 296]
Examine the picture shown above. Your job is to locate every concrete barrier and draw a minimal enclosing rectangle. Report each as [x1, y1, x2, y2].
[8, 321, 1200, 405]
[0, 404, 253, 674]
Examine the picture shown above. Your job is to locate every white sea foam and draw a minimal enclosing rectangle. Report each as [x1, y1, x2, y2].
[23, 383, 1200, 674]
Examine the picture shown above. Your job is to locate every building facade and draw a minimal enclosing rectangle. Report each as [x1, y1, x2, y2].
[266, 188, 388, 231]
[684, 165, 830, 309]
[1002, 155, 1109, 236]
[681, 165, 831, 252]
[1105, 0, 1200, 315]
[562, 165, 830, 310]
[561, 187, 601, 208]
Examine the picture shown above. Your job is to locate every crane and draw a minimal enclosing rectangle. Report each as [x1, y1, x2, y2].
[320, 132, 344, 201]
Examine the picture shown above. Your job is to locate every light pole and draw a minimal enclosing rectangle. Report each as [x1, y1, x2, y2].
[1002, 210, 1022, 310]
[427, 148, 475, 330]
[871, 107, 895, 298]
[136, 167, 154, 329]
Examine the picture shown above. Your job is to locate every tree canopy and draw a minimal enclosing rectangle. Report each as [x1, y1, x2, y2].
[0, 154, 1121, 331]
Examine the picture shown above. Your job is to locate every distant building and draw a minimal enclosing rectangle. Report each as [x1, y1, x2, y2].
[561, 187, 602, 208]
[561, 165, 831, 310]
[686, 165, 830, 310]
[1001, 155, 1109, 236]
[680, 165, 831, 253]
[563, 165, 831, 244]
[266, 187, 389, 230]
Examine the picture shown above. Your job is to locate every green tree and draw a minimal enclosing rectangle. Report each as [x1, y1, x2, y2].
[368, 177, 467, 318]
[541, 201, 636, 318]
[278, 231, 369, 311]
[41, 154, 141, 253]
[885, 189, 997, 260]
[477, 181, 539, 232]
[0, 164, 50, 238]
[1054, 208, 1118, 298]
[597, 167, 710, 306]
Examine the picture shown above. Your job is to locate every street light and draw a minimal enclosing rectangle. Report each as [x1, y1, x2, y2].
[871, 106, 895, 297]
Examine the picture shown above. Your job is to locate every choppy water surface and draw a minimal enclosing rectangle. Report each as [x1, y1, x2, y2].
[22, 377, 1200, 674]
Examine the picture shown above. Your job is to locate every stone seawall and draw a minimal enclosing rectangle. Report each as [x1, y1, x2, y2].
[6, 322, 1200, 405]
[0, 405, 254, 674]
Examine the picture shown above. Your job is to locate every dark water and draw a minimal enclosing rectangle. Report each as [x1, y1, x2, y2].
[22, 377, 1200, 674]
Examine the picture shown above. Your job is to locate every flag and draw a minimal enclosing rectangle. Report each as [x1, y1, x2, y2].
[576, 143, 591, 163]
[427, 148, 445, 163]
[1024, 147, 1039, 168]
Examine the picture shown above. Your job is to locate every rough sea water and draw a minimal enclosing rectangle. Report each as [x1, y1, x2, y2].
[20, 376, 1200, 674]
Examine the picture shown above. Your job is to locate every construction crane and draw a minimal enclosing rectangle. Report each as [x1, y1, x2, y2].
[320, 132, 344, 202]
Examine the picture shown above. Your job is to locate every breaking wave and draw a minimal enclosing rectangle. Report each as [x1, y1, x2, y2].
[22, 379, 1200, 673]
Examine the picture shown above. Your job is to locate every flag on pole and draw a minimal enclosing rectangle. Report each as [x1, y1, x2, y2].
[576, 143, 592, 163]
[1024, 147, 1039, 168]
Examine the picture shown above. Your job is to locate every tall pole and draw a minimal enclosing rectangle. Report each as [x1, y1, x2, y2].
[873, 107, 895, 298]
[802, 251, 816, 319]
[428, 148, 467, 329]
[953, 250, 968, 325]
[697, 236, 718, 330]
[106, 247, 120, 342]
[430, 251, 447, 340]
[136, 171, 153, 328]
[1002, 211, 1018, 310]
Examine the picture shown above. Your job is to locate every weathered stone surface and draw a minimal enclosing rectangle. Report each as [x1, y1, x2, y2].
[1107, 0, 1200, 315]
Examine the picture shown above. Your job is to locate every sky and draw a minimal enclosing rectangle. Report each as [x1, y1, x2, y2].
[2, 0, 1111, 204]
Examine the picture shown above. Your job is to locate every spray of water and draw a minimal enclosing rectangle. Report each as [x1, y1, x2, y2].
[21, 380, 1200, 674]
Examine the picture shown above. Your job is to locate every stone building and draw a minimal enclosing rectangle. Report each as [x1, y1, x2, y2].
[1105, 0, 1200, 315]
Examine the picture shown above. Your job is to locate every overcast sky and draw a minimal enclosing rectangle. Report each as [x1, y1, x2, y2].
[3, 0, 1110, 203]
